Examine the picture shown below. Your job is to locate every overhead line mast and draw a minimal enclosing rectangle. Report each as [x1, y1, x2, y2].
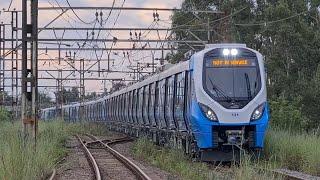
[21, 0, 38, 143]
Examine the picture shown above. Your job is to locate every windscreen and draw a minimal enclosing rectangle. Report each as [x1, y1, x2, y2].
[203, 48, 261, 109]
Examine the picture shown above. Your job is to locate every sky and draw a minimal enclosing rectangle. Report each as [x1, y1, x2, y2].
[0, 0, 183, 98]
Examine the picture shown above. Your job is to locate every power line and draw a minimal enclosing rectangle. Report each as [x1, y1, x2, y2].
[65, 0, 96, 25]
[235, 11, 307, 26]
[38, 6, 223, 14]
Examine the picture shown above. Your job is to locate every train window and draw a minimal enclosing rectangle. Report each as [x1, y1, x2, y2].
[135, 89, 139, 124]
[121, 94, 125, 122]
[149, 83, 156, 127]
[123, 94, 127, 122]
[104, 100, 107, 121]
[98, 103, 101, 121]
[120, 95, 122, 122]
[125, 93, 129, 123]
[107, 99, 111, 121]
[165, 76, 176, 129]
[131, 91, 134, 124]
[110, 98, 112, 121]
[100, 102, 102, 121]
[131, 90, 134, 124]
[123, 94, 126, 122]
[117, 96, 121, 122]
[122, 95, 125, 121]
[93, 104, 95, 121]
[154, 81, 160, 127]
[159, 79, 167, 129]
[117, 96, 120, 122]
[174, 72, 187, 130]
[107, 99, 109, 121]
[111, 98, 114, 121]
[116, 96, 119, 122]
[132, 90, 137, 124]
[95, 104, 98, 121]
[88, 105, 90, 121]
[143, 85, 150, 126]
[138, 88, 144, 124]
[128, 91, 132, 124]
[114, 97, 117, 122]
[184, 71, 191, 129]
[97, 103, 100, 121]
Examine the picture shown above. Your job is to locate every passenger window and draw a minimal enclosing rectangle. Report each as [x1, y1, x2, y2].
[165, 76, 176, 129]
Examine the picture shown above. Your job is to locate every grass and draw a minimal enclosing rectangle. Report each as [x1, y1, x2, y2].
[264, 128, 320, 176]
[132, 128, 320, 179]
[132, 138, 278, 180]
[0, 120, 108, 180]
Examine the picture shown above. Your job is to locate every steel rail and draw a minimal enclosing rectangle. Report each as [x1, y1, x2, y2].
[48, 169, 56, 180]
[272, 168, 320, 180]
[76, 135, 102, 180]
[255, 167, 320, 180]
[87, 134, 151, 180]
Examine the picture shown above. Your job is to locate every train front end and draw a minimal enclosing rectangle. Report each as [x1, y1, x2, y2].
[191, 44, 269, 161]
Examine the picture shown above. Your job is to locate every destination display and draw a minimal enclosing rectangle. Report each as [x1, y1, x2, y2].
[207, 58, 257, 67]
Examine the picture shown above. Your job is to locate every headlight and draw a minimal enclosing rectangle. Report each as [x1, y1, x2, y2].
[251, 103, 265, 121]
[199, 103, 218, 121]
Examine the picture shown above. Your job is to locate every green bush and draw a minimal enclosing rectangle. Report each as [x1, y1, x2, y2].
[0, 108, 11, 122]
[269, 97, 308, 131]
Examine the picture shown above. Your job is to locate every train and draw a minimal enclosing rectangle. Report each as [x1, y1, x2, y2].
[41, 43, 270, 161]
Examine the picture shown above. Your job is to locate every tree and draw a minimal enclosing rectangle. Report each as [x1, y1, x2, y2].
[110, 82, 126, 93]
[170, 0, 320, 130]
[38, 92, 53, 109]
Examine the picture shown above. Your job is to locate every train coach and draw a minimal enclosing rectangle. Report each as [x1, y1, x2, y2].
[41, 43, 270, 161]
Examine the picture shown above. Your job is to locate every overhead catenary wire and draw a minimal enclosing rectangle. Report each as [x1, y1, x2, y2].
[234, 11, 308, 26]
[65, 0, 96, 25]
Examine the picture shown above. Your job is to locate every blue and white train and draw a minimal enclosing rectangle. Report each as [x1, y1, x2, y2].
[41, 44, 270, 161]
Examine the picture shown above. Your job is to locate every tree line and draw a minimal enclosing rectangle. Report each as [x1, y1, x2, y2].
[169, 0, 320, 131]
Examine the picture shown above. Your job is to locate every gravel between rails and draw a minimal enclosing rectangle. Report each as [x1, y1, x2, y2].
[53, 136, 94, 180]
[81, 135, 138, 180]
[52, 131, 178, 180]
[110, 141, 179, 180]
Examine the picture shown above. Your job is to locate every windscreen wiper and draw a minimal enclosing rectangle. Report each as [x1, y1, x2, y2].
[208, 77, 233, 102]
[244, 73, 252, 100]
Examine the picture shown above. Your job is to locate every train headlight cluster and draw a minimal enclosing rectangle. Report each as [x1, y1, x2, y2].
[222, 48, 238, 56]
[199, 103, 218, 121]
[251, 103, 265, 121]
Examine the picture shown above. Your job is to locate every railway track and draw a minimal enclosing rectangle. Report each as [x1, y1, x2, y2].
[49, 134, 151, 180]
[271, 168, 320, 180]
[83, 134, 151, 180]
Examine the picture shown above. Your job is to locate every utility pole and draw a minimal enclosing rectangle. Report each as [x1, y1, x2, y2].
[21, 0, 38, 141]
[79, 58, 85, 121]
[11, 10, 19, 119]
[207, 17, 211, 43]
[0, 23, 6, 106]
[160, 46, 164, 65]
